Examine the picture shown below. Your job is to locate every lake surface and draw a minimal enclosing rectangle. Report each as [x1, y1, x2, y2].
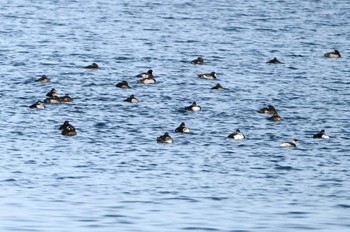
[1, 0, 350, 231]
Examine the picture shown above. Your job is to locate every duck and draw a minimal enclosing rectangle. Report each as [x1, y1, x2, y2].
[313, 129, 330, 139]
[115, 80, 131, 88]
[197, 72, 217, 80]
[324, 50, 341, 58]
[59, 121, 71, 130]
[60, 94, 73, 102]
[185, 101, 201, 111]
[84, 63, 99, 69]
[227, 129, 245, 140]
[191, 57, 204, 64]
[44, 96, 61, 103]
[211, 83, 224, 90]
[62, 125, 77, 136]
[280, 139, 298, 147]
[258, 105, 276, 114]
[266, 57, 283, 64]
[59, 121, 77, 136]
[46, 88, 59, 97]
[136, 69, 153, 79]
[267, 111, 282, 121]
[124, 94, 138, 103]
[157, 132, 173, 144]
[35, 75, 49, 83]
[175, 122, 190, 133]
[29, 100, 45, 109]
[137, 77, 156, 84]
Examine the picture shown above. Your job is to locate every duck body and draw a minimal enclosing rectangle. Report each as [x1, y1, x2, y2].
[62, 125, 77, 136]
[227, 129, 245, 140]
[46, 88, 59, 97]
[267, 112, 282, 121]
[35, 75, 49, 83]
[44, 96, 61, 103]
[29, 101, 45, 109]
[280, 139, 298, 147]
[185, 102, 201, 111]
[84, 63, 99, 69]
[157, 132, 173, 143]
[211, 83, 224, 90]
[138, 77, 156, 84]
[116, 80, 131, 88]
[313, 129, 330, 139]
[124, 94, 138, 103]
[266, 57, 283, 64]
[197, 72, 217, 80]
[59, 121, 77, 136]
[60, 94, 73, 102]
[258, 105, 276, 114]
[324, 50, 341, 58]
[191, 57, 204, 64]
[175, 122, 190, 133]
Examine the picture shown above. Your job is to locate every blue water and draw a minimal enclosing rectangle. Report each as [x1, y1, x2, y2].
[1, 0, 350, 231]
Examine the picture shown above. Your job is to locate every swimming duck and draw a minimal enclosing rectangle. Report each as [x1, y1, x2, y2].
[185, 101, 201, 111]
[197, 72, 217, 80]
[35, 75, 49, 83]
[191, 57, 204, 64]
[124, 94, 138, 103]
[137, 77, 156, 84]
[59, 121, 77, 136]
[136, 69, 153, 79]
[258, 105, 276, 114]
[175, 122, 190, 133]
[59, 121, 71, 130]
[157, 132, 173, 144]
[29, 100, 45, 109]
[62, 125, 77, 136]
[324, 50, 341, 58]
[267, 111, 282, 121]
[46, 88, 59, 97]
[60, 94, 73, 102]
[313, 129, 330, 139]
[84, 63, 99, 69]
[227, 129, 245, 140]
[44, 96, 61, 103]
[280, 139, 298, 147]
[266, 57, 283, 64]
[115, 80, 131, 88]
[211, 83, 224, 90]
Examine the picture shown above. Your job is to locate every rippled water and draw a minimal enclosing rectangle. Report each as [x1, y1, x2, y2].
[1, 0, 350, 231]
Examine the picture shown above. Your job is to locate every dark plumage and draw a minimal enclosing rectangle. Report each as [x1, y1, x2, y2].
[35, 75, 49, 83]
[123, 94, 138, 103]
[157, 132, 173, 143]
[84, 63, 99, 69]
[267, 112, 282, 121]
[258, 105, 276, 114]
[313, 130, 330, 139]
[266, 57, 283, 64]
[197, 72, 217, 80]
[46, 88, 59, 97]
[60, 94, 73, 102]
[59, 121, 77, 136]
[211, 83, 224, 90]
[116, 80, 131, 88]
[29, 101, 45, 109]
[175, 122, 190, 133]
[324, 50, 341, 58]
[185, 101, 201, 111]
[191, 57, 204, 64]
